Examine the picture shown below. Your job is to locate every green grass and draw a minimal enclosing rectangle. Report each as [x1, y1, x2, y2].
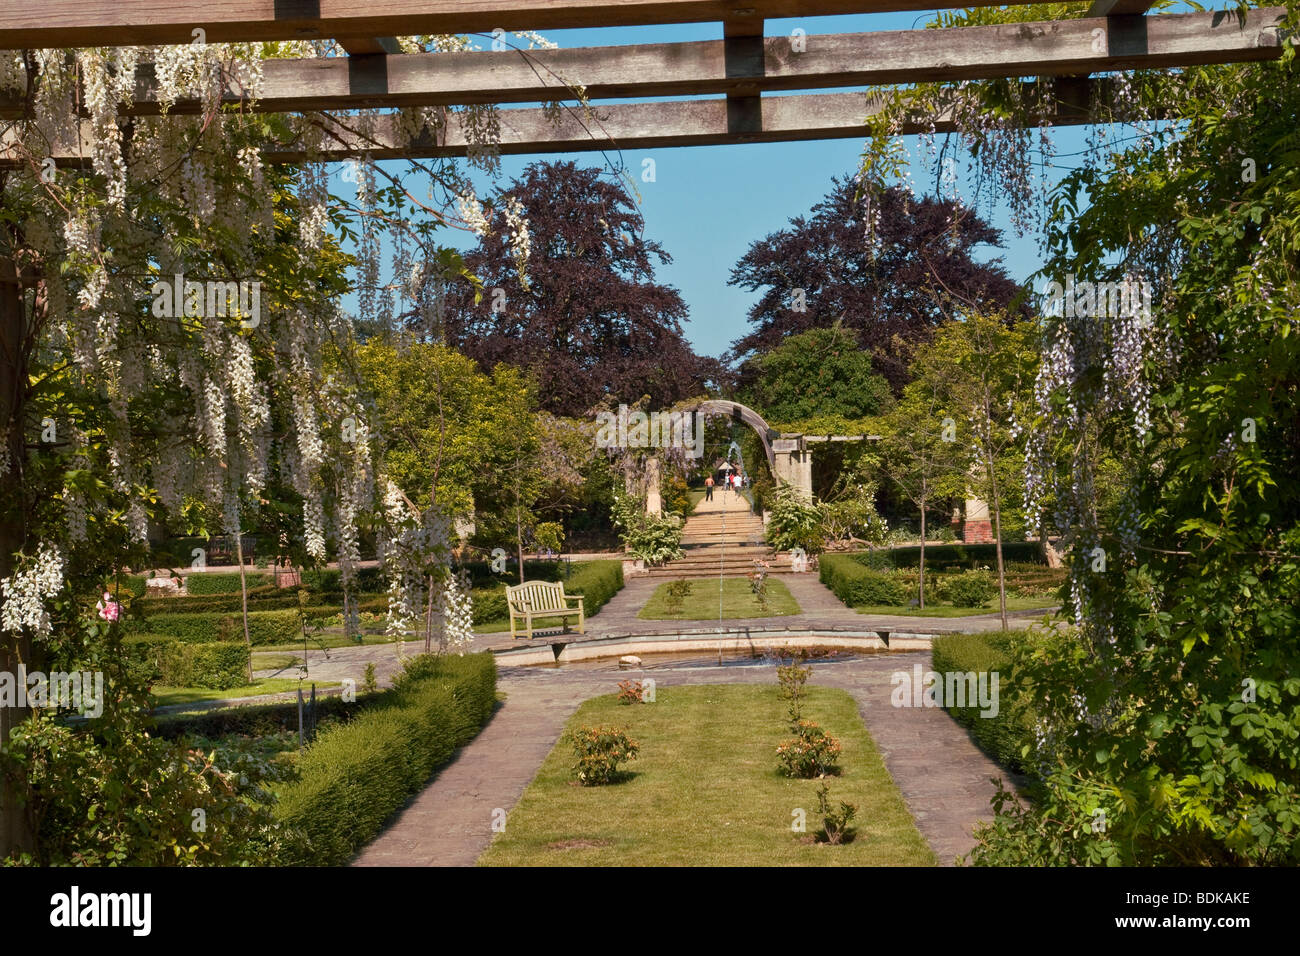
[251, 653, 302, 672]
[152, 678, 341, 706]
[854, 596, 1059, 617]
[638, 577, 800, 620]
[479, 684, 935, 866]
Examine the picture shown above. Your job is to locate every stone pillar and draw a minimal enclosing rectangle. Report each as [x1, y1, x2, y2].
[644, 456, 662, 514]
[771, 436, 813, 499]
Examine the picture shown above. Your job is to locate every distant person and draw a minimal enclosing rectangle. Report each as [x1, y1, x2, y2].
[704, 475, 714, 501]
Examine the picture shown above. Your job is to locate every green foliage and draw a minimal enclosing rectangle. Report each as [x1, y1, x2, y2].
[184, 572, 274, 595]
[777, 661, 811, 726]
[930, 631, 1032, 774]
[131, 608, 335, 646]
[818, 482, 889, 548]
[765, 484, 827, 553]
[126, 634, 250, 689]
[532, 521, 565, 555]
[943, 570, 996, 608]
[815, 783, 858, 845]
[819, 554, 908, 606]
[471, 589, 509, 625]
[570, 726, 640, 786]
[857, 543, 1044, 570]
[663, 578, 694, 615]
[275, 653, 497, 865]
[563, 560, 624, 616]
[611, 494, 684, 565]
[776, 720, 842, 779]
[740, 323, 893, 422]
[362, 662, 378, 695]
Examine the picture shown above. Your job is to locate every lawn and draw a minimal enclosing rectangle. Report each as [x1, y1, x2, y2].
[251, 652, 302, 672]
[638, 577, 800, 620]
[152, 678, 341, 707]
[854, 596, 1059, 617]
[479, 683, 935, 866]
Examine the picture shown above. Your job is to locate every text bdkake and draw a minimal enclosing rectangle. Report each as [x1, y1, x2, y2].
[890, 663, 999, 718]
[595, 405, 705, 459]
[150, 273, 261, 328]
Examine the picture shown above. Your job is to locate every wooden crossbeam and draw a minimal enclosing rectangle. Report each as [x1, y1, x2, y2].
[0, 1, 1068, 50]
[337, 38, 403, 56]
[0, 9, 1280, 120]
[1087, 0, 1156, 16]
[6, 80, 1129, 167]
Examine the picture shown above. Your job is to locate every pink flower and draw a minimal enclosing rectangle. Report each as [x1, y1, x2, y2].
[97, 592, 121, 622]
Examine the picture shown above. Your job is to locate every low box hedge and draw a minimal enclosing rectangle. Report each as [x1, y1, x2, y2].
[184, 572, 274, 595]
[152, 692, 366, 739]
[819, 553, 911, 606]
[275, 652, 497, 865]
[857, 542, 1045, 571]
[930, 631, 1033, 774]
[562, 560, 623, 615]
[130, 608, 337, 646]
[125, 634, 250, 689]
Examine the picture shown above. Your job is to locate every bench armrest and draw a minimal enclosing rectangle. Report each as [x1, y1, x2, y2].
[564, 594, 584, 607]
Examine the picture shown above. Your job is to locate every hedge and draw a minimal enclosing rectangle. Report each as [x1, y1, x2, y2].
[854, 542, 1045, 571]
[298, 567, 386, 593]
[562, 560, 623, 616]
[184, 572, 274, 595]
[275, 652, 497, 865]
[930, 631, 1033, 774]
[130, 608, 338, 646]
[819, 553, 911, 606]
[134, 588, 387, 616]
[152, 693, 367, 739]
[126, 634, 250, 689]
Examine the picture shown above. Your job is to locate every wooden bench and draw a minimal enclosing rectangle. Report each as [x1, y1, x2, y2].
[506, 581, 585, 640]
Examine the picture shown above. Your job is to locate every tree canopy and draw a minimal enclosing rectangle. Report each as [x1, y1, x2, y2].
[444, 160, 718, 416]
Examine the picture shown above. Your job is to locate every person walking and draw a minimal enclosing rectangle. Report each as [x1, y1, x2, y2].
[704, 474, 714, 501]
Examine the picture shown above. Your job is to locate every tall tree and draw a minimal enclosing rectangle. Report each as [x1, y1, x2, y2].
[727, 178, 1023, 391]
[738, 322, 893, 423]
[444, 161, 717, 415]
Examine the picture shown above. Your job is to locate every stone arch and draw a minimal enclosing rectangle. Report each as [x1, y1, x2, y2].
[683, 399, 779, 472]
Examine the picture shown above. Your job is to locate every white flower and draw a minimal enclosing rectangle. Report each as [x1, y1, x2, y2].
[0, 544, 65, 637]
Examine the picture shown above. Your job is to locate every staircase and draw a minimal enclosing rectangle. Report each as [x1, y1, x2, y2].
[643, 492, 773, 578]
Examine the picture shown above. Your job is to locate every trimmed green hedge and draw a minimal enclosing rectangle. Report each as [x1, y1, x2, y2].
[854, 542, 1045, 571]
[184, 572, 274, 595]
[930, 631, 1033, 774]
[134, 589, 387, 616]
[130, 608, 338, 646]
[820, 553, 912, 606]
[152, 693, 367, 739]
[472, 589, 509, 625]
[125, 634, 250, 689]
[275, 652, 497, 865]
[563, 560, 623, 616]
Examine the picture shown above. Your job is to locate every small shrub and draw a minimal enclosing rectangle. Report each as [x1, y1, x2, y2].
[611, 495, 684, 565]
[777, 661, 811, 725]
[616, 680, 644, 704]
[814, 783, 858, 845]
[570, 726, 639, 786]
[776, 720, 841, 778]
[663, 579, 693, 614]
[765, 484, 827, 553]
[946, 570, 996, 608]
[533, 521, 565, 556]
[362, 662, 378, 695]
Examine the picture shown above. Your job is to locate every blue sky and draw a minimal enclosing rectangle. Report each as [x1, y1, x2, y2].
[341, 5, 1212, 359]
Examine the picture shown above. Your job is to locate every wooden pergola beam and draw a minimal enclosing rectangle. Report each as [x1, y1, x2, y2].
[5, 80, 1132, 167]
[1087, 0, 1156, 16]
[337, 37, 403, 56]
[0, 8, 1279, 119]
[0, 1, 1050, 49]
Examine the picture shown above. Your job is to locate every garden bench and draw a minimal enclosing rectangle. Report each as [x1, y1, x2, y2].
[506, 581, 585, 640]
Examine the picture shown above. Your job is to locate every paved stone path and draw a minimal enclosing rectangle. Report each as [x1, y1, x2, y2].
[351, 651, 1021, 867]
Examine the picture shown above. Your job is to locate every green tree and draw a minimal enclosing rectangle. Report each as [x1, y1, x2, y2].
[906, 311, 1037, 626]
[870, 382, 965, 607]
[740, 323, 893, 423]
